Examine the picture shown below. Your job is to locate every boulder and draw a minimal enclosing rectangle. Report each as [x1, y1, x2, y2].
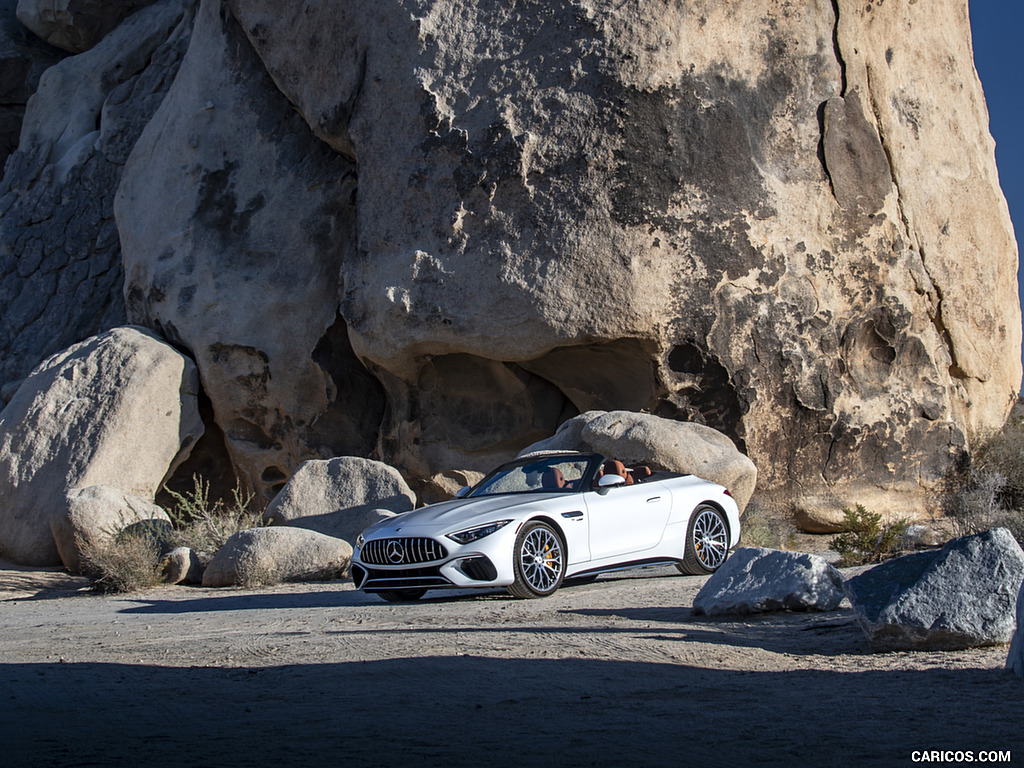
[843, 528, 1024, 651]
[1006, 579, 1024, 678]
[159, 546, 202, 584]
[519, 410, 757, 511]
[418, 469, 487, 506]
[201, 527, 352, 587]
[263, 457, 415, 545]
[693, 548, 846, 617]
[51, 484, 170, 572]
[16, 0, 158, 53]
[116, 0, 384, 504]
[0, 326, 203, 565]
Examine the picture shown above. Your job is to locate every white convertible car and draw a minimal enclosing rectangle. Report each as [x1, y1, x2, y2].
[351, 451, 742, 602]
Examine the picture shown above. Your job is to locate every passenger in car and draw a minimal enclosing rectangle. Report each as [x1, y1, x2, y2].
[594, 460, 653, 486]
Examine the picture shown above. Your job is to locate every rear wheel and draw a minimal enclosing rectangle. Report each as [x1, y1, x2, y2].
[676, 504, 730, 575]
[377, 589, 427, 602]
[507, 521, 566, 598]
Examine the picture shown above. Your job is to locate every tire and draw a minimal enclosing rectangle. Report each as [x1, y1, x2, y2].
[676, 504, 730, 575]
[376, 589, 427, 602]
[507, 521, 566, 598]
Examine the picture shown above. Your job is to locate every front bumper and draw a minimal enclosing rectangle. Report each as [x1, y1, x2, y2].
[352, 555, 500, 592]
[351, 526, 520, 593]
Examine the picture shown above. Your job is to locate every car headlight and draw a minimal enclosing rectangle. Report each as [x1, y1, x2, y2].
[446, 520, 512, 545]
[355, 533, 365, 549]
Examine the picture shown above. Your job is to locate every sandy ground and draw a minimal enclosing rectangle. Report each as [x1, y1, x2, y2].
[0, 558, 1020, 768]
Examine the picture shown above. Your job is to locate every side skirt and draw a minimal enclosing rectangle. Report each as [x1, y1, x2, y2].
[566, 557, 684, 580]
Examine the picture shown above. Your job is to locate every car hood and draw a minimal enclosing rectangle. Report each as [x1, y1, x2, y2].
[360, 493, 568, 537]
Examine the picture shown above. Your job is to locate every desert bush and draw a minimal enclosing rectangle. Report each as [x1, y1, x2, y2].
[164, 475, 261, 557]
[81, 475, 263, 593]
[829, 505, 908, 567]
[77, 526, 163, 594]
[942, 401, 1024, 545]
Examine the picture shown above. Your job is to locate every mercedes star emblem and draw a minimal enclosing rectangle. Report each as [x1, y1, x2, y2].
[386, 540, 405, 564]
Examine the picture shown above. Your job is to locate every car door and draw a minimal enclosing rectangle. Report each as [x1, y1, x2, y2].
[583, 480, 672, 561]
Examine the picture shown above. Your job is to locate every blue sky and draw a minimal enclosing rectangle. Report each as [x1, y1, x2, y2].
[970, 3, 1024, 382]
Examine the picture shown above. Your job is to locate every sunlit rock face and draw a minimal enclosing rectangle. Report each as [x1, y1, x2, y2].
[110, 0, 1018, 518]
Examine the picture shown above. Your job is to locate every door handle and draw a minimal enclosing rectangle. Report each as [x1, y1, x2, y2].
[646, 496, 661, 503]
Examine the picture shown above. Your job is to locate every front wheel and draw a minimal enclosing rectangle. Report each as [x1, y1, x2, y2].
[507, 521, 566, 598]
[377, 589, 427, 602]
[676, 504, 730, 575]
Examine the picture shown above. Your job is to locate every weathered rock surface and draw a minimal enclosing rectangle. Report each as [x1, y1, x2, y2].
[16, 0, 157, 53]
[116, 0, 383, 502]
[4, 0, 1019, 521]
[0, 326, 203, 565]
[263, 457, 415, 545]
[0, 0, 64, 166]
[844, 528, 1024, 651]
[693, 548, 846, 616]
[201, 527, 352, 588]
[0, 0, 194, 399]
[51, 484, 170, 572]
[520, 410, 757, 511]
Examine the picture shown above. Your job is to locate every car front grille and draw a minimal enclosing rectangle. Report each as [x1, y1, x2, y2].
[361, 537, 448, 566]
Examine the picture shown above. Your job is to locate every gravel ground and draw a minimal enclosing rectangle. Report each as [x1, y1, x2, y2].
[0, 559, 1019, 768]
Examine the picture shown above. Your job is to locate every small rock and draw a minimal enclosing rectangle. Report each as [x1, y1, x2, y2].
[159, 546, 203, 585]
[50, 485, 170, 573]
[692, 547, 845, 617]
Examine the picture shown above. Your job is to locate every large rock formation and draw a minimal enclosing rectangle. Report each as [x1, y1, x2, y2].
[115, 0, 383, 502]
[1, 1, 1019, 525]
[0, 0, 194, 397]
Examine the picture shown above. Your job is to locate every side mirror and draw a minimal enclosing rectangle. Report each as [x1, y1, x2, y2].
[455, 486, 471, 498]
[597, 474, 626, 488]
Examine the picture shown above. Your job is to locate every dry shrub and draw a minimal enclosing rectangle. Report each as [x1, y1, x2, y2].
[77, 526, 163, 594]
[943, 401, 1024, 545]
[163, 475, 261, 558]
[80, 475, 263, 593]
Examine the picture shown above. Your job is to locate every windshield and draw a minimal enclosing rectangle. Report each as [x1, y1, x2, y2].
[469, 455, 598, 497]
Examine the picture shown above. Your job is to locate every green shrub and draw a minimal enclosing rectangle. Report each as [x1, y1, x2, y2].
[829, 505, 908, 567]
